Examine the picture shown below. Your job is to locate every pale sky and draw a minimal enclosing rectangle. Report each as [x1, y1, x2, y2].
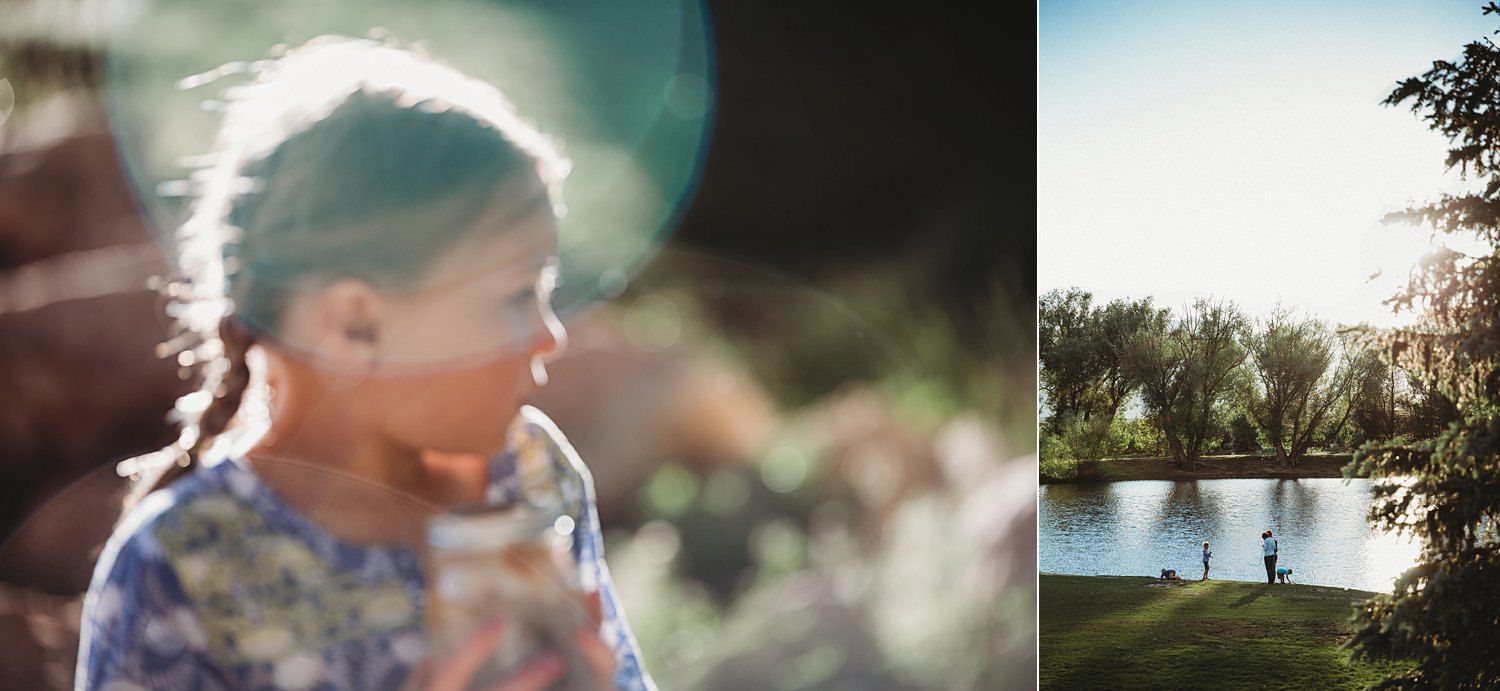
[1039, 1, 1490, 328]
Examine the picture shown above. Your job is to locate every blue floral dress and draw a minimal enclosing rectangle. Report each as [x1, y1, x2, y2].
[75, 407, 653, 690]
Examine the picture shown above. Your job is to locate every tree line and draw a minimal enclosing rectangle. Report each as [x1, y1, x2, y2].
[1039, 290, 1459, 471]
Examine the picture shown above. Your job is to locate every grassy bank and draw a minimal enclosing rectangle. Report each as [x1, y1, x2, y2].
[1040, 574, 1406, 690]
[1041, 453, 1358, 484]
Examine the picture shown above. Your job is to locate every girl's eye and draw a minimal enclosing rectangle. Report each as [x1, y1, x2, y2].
[509, 289, 537, 310]
[503, 262, 557, 314]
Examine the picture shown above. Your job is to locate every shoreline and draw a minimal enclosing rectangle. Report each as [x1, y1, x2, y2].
[1037, 571, 1378, 594]
[1038, 572, 1379, 598]
[1040, 453, 1359, 484]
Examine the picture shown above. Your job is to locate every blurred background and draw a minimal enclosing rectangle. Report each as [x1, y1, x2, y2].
[0, 1, 1036, 689]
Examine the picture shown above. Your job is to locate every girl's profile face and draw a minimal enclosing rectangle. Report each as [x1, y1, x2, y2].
[375, 181, 563, 367]
[358, 177, 568, 455]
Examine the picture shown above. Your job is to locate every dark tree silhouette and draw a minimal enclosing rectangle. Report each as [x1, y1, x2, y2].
[1346, 5, 1500, 687]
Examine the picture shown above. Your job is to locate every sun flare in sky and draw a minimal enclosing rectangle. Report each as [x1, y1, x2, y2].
[1039, 1, 1490, 328]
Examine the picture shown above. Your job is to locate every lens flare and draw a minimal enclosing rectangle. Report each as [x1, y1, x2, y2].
[106, 0, 716, 365]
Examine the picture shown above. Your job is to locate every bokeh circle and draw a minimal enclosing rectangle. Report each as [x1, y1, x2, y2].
[105, 0, 715, 334]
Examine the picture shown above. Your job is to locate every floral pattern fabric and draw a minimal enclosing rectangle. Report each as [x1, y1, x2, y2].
[76, 406, 653, 690]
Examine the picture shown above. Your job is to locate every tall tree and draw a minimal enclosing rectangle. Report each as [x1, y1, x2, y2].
[1094, 297, 1163, 419]
[1349, 345, 1400, 446]
[1039, 288, 1104, 432]
[1244, 310, 1359, 466]
[1122, 299, 1246, 470]
[1347, 7, 1500, 687]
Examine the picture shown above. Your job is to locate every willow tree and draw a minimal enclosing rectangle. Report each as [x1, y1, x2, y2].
[1039, 288, 1103, 432]
[1345, 5, 1500, 687]
[1094, 297, 1163, 419]
[1244, 310, 1358, 466]
[1121, 299, 1245, 470]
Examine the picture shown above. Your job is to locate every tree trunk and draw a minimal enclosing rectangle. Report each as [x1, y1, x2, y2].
[1167, 434, 1190, 470]
[1388, 366, 1397, 440]
[1292, 438, 1310, 466]
[1180, 428, 1202, 471]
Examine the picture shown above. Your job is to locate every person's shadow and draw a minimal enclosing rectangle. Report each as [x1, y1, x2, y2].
[1228, 584, 1272, 609]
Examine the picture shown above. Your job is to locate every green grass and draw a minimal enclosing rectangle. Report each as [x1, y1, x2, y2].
[1040, 575, 1409, 690]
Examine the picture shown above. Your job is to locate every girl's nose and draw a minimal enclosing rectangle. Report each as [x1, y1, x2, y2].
[535, 305, 568, 360]
[528, 305, 568, 387]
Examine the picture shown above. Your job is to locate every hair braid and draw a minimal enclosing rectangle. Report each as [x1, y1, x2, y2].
[195, 319, 255, 452]
[125, 319, 256, 508]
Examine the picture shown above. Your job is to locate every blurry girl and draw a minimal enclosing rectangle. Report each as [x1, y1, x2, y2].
[76, 36, 650, 690]
[1201, 541, 1211, 581]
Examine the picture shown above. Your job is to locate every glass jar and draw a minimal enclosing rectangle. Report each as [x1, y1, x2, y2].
[426, 502, 597, 691]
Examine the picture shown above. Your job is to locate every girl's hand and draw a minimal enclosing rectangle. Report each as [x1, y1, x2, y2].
[424, 619, 555, 691]
[412, 617, 617, 691]
[569, 625, 619, 690]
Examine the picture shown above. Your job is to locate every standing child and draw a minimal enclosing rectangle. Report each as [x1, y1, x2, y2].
[1201, 541, 1212, 581]
[76, 35, 650, 690]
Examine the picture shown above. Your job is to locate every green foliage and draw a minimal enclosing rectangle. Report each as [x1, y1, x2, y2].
[1346, 7, 1500, 687]
[1347, 345, 1461, 446]
[1347, 417, 1500, 689]
[1094, 298, 1163, 418]
[1039, 289, 1103, 431]
[1227, 411, 1261, 453]
[1038, 290, 1160, 432]
[1121, 298, 1246, 469]
[1243, 309, 1359, 465]
[1119, 417, 1167, 456]
[1058, 414, 1127, 462]
[1350, 346, 1400, 446]
[1040, 413, 1136, 482]
[1040, 431, 1078, 481]
[1401, 374, 1462, 441]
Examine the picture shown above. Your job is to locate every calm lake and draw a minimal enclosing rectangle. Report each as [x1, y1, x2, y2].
[1038, 478, 1420, 593]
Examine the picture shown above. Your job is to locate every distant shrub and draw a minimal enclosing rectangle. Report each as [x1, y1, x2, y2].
[1057, 415, 1126, 462]
[1119, 418, 1164, 456]
[1039, 432, 1077, 481]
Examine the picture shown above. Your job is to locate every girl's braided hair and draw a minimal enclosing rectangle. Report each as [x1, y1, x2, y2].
[122, 35, 568, 508]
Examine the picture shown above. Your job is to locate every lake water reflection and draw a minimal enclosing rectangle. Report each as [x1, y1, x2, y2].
[1039, 478, 1421, 593]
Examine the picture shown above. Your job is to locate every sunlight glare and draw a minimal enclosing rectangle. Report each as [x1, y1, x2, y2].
[1364, 525, 1423, 592]
[1343, 219, 1493, 328]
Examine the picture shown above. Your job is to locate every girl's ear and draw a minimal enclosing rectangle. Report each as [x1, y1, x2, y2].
[315, 279, 384, 370]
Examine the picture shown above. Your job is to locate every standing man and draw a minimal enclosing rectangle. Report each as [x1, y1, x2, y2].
[1262, 530, 1279, 584]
